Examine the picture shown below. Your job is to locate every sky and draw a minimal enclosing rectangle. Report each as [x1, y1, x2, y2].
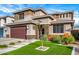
[0, 4, 79, 25]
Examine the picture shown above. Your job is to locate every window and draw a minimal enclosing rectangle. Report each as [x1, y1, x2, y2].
[19, 13, 24, 19]
[53, 24, 64, 33]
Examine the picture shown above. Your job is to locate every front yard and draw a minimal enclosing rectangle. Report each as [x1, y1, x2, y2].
[2, 41, 73, 55]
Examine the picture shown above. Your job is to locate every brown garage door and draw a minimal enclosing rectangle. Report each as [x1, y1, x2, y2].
[11, 26, 26, 39]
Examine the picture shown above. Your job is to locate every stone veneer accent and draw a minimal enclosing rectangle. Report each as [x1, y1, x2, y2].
[26, 35, 36, 39]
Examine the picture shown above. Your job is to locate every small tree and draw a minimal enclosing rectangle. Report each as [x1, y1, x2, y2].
[40, 34, 48, 48]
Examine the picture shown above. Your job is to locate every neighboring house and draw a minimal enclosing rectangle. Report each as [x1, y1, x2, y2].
[0, 16, 14, 38]
[6, 8, 75, 39]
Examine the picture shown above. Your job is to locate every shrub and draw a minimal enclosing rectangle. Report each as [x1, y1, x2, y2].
[67, 36, 75, 44]
[52, 35, 62, 44]
[9, 42, 15, 45]
[48, 35, 53, 41]
[62, 33, 75, 44]
[0, 45, 8, 48]
[17, 41, 22, 43]
[63, 32, 70, 38]
[41, 34, 48, 41]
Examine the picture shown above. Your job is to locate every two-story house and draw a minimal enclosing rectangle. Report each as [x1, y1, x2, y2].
[6, 8, 75, 39]
[0, 16, 14, 37]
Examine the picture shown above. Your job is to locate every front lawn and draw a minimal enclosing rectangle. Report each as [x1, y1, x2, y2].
[2, 41, 72, 55]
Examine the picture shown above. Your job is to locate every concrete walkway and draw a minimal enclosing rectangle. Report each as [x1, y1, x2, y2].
[0, 38, 37, 54]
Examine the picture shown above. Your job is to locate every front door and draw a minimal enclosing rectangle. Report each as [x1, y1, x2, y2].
[39, 25, 48, 38]
[42, 28, 45, 35]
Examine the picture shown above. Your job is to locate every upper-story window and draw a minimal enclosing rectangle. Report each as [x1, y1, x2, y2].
[60, 15, 62, 18]
[19, 13, 24, 19]
[60, 14, 64, 18]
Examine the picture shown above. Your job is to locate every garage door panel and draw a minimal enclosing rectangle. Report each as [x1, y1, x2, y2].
[11, 27, 26, 39]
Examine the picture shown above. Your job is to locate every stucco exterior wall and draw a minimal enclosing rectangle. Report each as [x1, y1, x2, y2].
[14, 14, 19, 20]
[64, 24, 72, 34]
[6, 17, 14, 24]
[0, 17, 14, 38]
[35, 11, 45, 16]
[24, 10, 34, 15]
[0, 19, 5, 27]
[0, 17, 14, 27]
[49, 25, 53, 34]
[27, 24, 36, 35]
[37, 18, 52, 24]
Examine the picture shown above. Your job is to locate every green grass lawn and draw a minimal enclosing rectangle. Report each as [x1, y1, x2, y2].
[2, 41, 72, 55]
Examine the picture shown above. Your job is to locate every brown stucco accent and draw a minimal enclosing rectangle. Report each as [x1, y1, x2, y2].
[24, 10, 34, 15]
[14, 14, 19, 20]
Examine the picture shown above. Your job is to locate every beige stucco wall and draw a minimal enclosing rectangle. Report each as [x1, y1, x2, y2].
[37, 18, 52, 24]
[27, 24, 36, 35]
[0, 19, 5, 27]
[49, 25, 53, 34]
[64, 24, 72, 34]
[14, 10, 34, 21]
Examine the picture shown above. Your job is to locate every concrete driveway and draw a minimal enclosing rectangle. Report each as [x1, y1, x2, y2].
[0, 38, 37, 54]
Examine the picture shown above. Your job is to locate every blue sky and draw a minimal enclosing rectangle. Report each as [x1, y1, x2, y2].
[0, 4, 79, 25]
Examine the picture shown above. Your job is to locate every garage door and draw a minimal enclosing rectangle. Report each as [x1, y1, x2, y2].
[11, 26, 26, 39]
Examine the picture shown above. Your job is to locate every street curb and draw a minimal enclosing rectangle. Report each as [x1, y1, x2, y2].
[71, 47, 75, 55]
